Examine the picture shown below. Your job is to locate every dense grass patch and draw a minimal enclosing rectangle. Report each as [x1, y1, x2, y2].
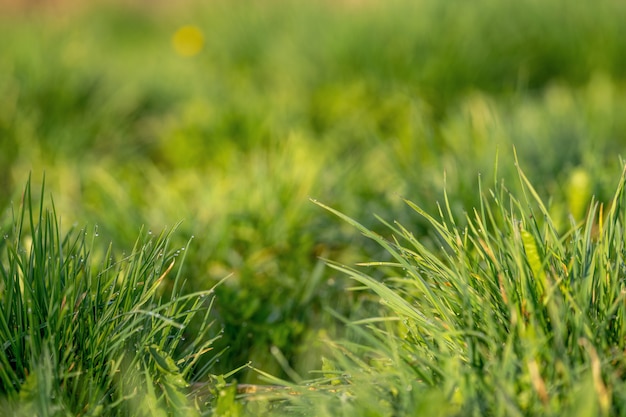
[252, 162, 626, 416]
[2, 0, 626, 407]
[0, 179, 218, 415]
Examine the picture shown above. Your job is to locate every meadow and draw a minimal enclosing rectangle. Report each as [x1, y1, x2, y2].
[2, 0, 626, 415]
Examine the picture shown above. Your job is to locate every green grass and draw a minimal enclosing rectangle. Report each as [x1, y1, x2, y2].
[251, 160, 626, 416]
[2, 0, 626, 413]
[0, 178, 218, 416]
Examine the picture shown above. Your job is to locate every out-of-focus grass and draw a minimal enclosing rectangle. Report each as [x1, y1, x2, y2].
[2, 0, 626, 383]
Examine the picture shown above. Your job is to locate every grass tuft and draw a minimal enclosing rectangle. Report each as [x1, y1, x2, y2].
[0, 178, 218, 416]
[259, 163, 626, 416]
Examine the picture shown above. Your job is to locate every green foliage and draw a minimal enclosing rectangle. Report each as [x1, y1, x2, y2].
[265, 163, 626, 416]
[2, 0, 626, 400]
[0, 179, 216, 415]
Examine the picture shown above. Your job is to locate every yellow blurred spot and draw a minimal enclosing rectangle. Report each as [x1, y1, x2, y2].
[172, 25, 204, 57]
[567, 168, 592, 221]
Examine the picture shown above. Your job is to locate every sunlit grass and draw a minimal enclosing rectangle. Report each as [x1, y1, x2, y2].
[254, 161, 626, 416]
[2, 0, 626, 404]
[0, 178, 219, 415]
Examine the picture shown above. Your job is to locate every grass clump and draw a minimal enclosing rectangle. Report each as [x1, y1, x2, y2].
[0, 179, 218, 416]
[258, 161, 626, 416]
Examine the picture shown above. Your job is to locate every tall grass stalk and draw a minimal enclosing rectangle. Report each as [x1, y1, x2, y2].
[0, 178, 218, 416]
[271, 163, 626, 416]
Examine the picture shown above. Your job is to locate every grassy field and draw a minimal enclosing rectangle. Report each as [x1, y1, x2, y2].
[2, 0, 626, 414]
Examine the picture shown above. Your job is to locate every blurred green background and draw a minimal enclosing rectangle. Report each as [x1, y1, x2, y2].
[2, 0, 626, 382]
